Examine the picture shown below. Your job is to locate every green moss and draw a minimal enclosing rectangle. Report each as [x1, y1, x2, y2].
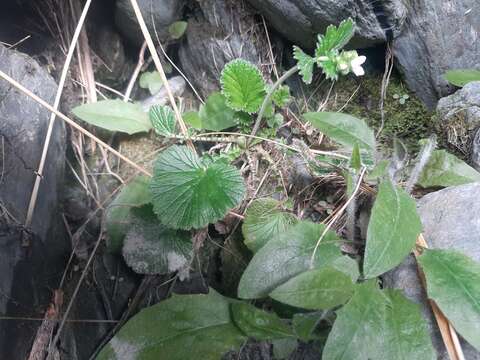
[315, 74, 434, 153]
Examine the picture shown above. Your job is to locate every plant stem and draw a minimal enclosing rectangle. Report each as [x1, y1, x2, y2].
[249, 65, 299, 144]
[172, 134, 234, 143]
[181, 131, 349, 160]
[309, 166, 367, 269]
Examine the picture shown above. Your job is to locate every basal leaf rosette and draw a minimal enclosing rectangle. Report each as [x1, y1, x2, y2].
[150, 145, 245, 230]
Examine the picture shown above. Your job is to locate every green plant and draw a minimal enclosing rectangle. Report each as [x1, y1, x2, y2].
[444, 69, 480, 87]
[70, 19, 480, 360]
[168, 21, 188, 40]
[392, 92, 409, 104]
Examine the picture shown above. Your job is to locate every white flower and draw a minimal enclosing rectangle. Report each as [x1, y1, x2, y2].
[351, 55, 366, 76]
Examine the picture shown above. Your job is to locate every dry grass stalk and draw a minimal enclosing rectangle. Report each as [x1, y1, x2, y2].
[70, 0, 97, 104]
[27, 290, 63, 360]
[24, 0, 94, 229]
[124, 41, 148, 101]
[310, 167, 367, 267]
[127, 0, 194, 150]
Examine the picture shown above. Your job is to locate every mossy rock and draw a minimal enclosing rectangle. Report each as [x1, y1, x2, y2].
[307, 74, 435, 154]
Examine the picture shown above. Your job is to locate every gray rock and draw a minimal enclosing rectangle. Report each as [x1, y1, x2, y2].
[0, 45, 67, 358]
[437, 82, 480, 131]
[115, 0, 186, 46]
[139, 75, 186, 111]
[419, 183, 480, 261]
[178, 0, 267, 97]
[436, 81, 480, 158]
[89, 24, 134, 87]
[59, 254, 138, 360]
[0, 225, 52, 358]
[245, 0, 407, 49]
[0, 44, 65, 243]
[394, 1, 480, 109]
[383, 183, 480, 359]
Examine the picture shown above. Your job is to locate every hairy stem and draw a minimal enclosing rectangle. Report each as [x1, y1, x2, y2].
[405, 134, 437, 194]
[309, 167, 367, 269]
[249, 65, 299, 143]
[173, 131, 349, 160]
[346, 172, 358, 245]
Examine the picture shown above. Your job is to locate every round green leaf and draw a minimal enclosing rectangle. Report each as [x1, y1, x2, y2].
[231, 303, 294, 340]
[270, 267, 355, 310]
[220, 59, 266, 113]
[96, 289, 246, 360]
[150, 145, 245, 230]
[242, 198, 297, 252]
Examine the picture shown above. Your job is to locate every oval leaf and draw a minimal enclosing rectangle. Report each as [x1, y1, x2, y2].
[220, 59, 266, 113]
[419, 249, 480, 351]
[122, 205, 193, 275]
[72, 99, 151, 134]
[418, 150, 480, 188]
[242, 198, 297, 252]
[231, 303, 294, 340]
[150, 145, 245, 230]
[323, 283, 435, 360]
[238, 221, 358, 299]
[444, 69, 480, 87]
[363, 181, 422, 278]
[303, 112, 375, 153]
[105, 176, 151, 253]
[270, 267, 354, 310]
[96, 289, 246, 360]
